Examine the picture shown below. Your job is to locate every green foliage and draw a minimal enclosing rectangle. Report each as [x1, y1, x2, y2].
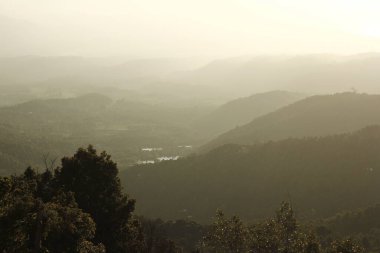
[202, 203, 366, 253]
[204, 210, 248, 253]
[203, 203, 320, 253]
[315, 204, 380, 252]
[248, 202, 320, 253]
[78, 240, 106, 253]
[0, 146, 147, 252]
[54, 145, 145, 252]
[0, 145, 373, 253]
[324, 204, 380, 235]
[0, 168, 104, 253]
[202, 203, 320, 253]
[328, 239, 364, 253]
[140, 218, 205, 253]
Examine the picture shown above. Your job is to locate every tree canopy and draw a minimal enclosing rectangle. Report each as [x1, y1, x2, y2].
[0, 146, 142, 253]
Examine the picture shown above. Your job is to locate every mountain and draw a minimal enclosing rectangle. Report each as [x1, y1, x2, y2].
[173, 54, 380, 96]
[0, 56, 202, 86]
[195, 91, 306, 138]
[0, 56, 225, 107]
[122, 126, 380, 223]
[201, 92, 380, 152]
[0, 16, 50, 57]
[0, 94, 112, 174]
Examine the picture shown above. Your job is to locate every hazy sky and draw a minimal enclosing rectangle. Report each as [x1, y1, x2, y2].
[1, 0, 380, 57]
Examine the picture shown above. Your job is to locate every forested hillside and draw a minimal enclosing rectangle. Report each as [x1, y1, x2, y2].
[195, 90, 306, 138]
[202, 92, 380, 152]
[0, 146, 371, 253]
[123, 126, 380, 222]
[322, 204, 380, 237]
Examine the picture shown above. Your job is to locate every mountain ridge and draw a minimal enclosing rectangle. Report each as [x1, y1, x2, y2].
[200, 92, 380, 152]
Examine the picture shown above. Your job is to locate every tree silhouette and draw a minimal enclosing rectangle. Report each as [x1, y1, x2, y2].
[54, 145, 143, 252]
[0, 168, 104, 253]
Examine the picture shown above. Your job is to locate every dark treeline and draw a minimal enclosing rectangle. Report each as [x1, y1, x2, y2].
[0, 146, 377, 252]
[123, 126, 380, 222]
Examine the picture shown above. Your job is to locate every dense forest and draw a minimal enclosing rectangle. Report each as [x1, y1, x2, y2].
[1, 146, 376, 252]
[123, 126, 380, 222]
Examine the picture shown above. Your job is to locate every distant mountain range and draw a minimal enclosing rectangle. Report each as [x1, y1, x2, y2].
[2, 54, 380, 105]
[172, 54, 380, 95]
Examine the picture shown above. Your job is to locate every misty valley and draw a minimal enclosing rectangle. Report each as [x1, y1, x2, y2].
[2, 54, 380, 252]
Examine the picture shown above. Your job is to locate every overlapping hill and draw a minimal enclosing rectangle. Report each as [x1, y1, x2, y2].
[194, 91, 306, 138]
[0, 94, 210, 175]
[176, 54, 380, 95]
[122, 126, 380, 223]
[0, 94, 112, 174]
[201, 92, 380, 152]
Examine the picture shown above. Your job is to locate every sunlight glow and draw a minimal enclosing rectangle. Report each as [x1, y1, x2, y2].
[361, 26, 380, 37]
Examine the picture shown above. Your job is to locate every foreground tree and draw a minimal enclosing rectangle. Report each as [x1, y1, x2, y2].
[0, 168, 104, 253]
[0, 146, 145, 253]
[54, 145, 144, 252]
[203, 209, 248, 253]
[328, 239, 364, 253]
[202, 202, 366, 253]
[248, 202, 320, 253]
[203, 202, 320, 253]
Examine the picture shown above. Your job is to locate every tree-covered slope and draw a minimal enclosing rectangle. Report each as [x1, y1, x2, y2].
[122, 126, 380, 223]
[323, 204, 380, 236]
[194, 91, 306, 138]
[201, 93, 380, 152]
